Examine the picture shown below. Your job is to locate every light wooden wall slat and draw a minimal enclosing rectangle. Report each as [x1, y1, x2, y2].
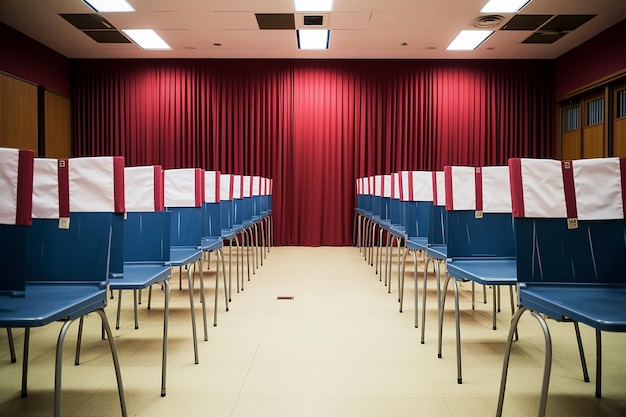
[0, 73, 38, 152]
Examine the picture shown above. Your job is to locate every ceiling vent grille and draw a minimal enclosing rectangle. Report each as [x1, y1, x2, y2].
[472, 15, 505, 29]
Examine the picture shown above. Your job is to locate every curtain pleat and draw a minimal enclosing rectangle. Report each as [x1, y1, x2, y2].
[71, 59, 555, 246]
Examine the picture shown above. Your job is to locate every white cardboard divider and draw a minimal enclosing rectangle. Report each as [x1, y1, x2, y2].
[243, 176, 252, 198]
[253, 176, 261, 196]
[232, 175, 243, 199]
[517, 159, 566, 218]
[374, 175, 383, 197]
[0, 148, 22, 225]
[412, 171, 433, 202]
[383, 174, 392, 198]
[164, 168, 202, 208]
[400, 172, 410, 201]
[204, 171, 220, 203]
[434, 171, 446, 206]
[221, 174, 233, 201]
[69, 156, 125, 213]
[33, 158, 60, 219]
[481, 166, 512, 213]
[125, 166, 160, 212]
[572, 157, 623, 220]
[446, 166, 475, 211]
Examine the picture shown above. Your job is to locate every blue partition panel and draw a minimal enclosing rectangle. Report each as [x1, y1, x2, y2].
[380, 197, 390, 223]
[233, 198, 244, 227]
[203, 203, 222, 239]
[221, 200, 233, 230]
[405, 201, 431, 239]
[242, 197, 254, 225]
[124, 211, 171, 262]
[109, 213, 125, 279]
[168, 207, 202, 247]
[515, 218, 626, 284]
[0, 225, 29, 297]
[252, 195, 261, 220]
[356, 194, 365, 214]
[427, 205, 447, 246]
[260, 195, 269, 215]
[446, 211, 514, 258]
[371, 196, 381, 219]
[26, 213, 112, 285]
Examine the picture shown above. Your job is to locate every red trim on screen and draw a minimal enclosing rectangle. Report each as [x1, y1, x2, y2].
[195, 168, 204, 207]
[619, 158, 626, 219]
[112, 157, 125, 213]
[153, 165, 164, 211]
[507, 159, 524, 218]
[475, 167, 483, 212]
[58, 159, 70, 218]
[444, 166, 453, 211]
[561, 161, 577, 219]
[431, 172, 437, 205]
[16, 149, 34, 226]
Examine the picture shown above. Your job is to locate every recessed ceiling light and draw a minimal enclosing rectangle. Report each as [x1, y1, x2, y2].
[83, 0, 135, 12]
[297, 29, 330, 50]
[480, 0, 531, 13]
[122, 29, 171, 50]
[294, 0, 333, 12]
[446, 30, 493, 50]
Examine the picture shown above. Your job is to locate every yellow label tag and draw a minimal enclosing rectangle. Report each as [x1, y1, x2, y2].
[567, 218, 578, 230]
[59, 217, 70, 230]
[475, 210, 483, 219]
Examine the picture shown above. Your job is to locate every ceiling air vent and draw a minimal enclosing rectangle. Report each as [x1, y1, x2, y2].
[255, 13, 295, 30]
[60, 13, 131, 44]
[501, 14, 553, 31]
[472, 15, 505, 29]
[303, 15, 324, 26]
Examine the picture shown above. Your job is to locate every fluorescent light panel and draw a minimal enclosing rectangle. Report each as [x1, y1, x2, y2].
[447, 30, 493, 50]
[294, 0, 333, 12]
[297, 29, 330, 50]
[122, 29, 171, 50]
[481, 0, 531, 13]
[83, 0, 135, 12]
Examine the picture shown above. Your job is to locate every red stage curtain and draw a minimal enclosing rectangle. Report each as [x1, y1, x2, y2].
[72, 59, 555, 246]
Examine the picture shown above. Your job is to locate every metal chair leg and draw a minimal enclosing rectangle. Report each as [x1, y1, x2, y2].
[7, 328, 16, 363]
[21, 327, 30, 398]
[186, 264, 199, 364]
[595, 329, 602, 398]
[497, 307, 552, 417]
[161, 280, 170, 397]
[572, 321, 590, 383]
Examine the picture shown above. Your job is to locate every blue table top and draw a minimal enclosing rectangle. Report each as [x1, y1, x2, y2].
[389, 225, 406, 238]
[0, 284, 106, 327]
[170, 246, 202, 266]
[446, 257, 517, 285]
[108, 263, 171, 290]
[520, 284, 626, 332]
[427, 244, 447, 260]
[406, 237, 428, 250]
[201, 237, 223, 251]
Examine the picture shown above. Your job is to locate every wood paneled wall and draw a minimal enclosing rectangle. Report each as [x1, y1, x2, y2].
[0, 71, 71, 157]
[0, 72, 38, 152]
[44, 90, 71, 158]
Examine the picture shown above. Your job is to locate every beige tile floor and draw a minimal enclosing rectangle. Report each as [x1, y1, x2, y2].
[1, 246, 626, 417]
